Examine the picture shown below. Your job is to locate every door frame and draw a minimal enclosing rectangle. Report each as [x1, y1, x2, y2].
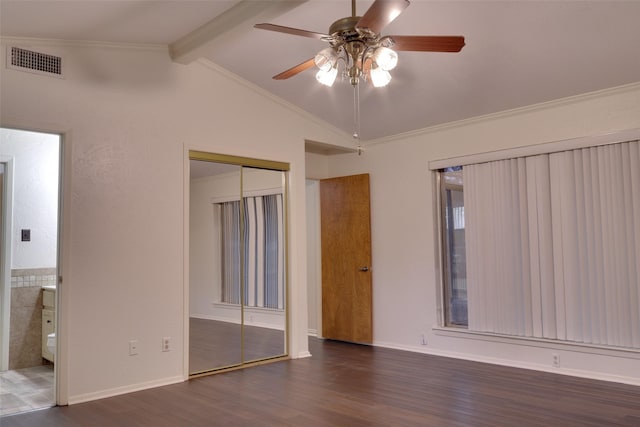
[0, 125, 68, 405]
[184, 149, 292, 378]
[0, 155, 15, 371]
[305, 179, 323, 338]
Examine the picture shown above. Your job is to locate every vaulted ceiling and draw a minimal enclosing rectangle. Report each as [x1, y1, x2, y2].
[2, 0, 640, 140]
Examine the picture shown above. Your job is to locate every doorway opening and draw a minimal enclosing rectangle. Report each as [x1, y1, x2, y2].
[0, 127, 61, 416]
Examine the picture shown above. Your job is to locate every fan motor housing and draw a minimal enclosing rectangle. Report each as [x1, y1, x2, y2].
[329, 16, 360, 35]
[329, 16, 377, 43]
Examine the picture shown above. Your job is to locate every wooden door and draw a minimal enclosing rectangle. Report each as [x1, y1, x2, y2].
[320, 174, 372, 343]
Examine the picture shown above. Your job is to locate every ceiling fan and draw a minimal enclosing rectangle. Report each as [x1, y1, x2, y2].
[254, 0, 465, 88]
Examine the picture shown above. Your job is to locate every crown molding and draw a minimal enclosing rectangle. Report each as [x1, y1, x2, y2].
[0, 36, 167, 52]
[364, 81, 640, 148]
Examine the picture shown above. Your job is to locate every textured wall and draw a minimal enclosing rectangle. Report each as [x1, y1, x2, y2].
[0, 128, 60, 269]
[0, 39, 353, 403]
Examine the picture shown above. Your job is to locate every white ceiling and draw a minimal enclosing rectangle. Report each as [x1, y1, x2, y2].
[2, 0, 640, 141]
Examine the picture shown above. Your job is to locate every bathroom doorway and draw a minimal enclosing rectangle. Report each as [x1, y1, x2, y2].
[0, 127, 61, 416]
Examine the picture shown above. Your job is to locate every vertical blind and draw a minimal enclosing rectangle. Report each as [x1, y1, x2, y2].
[220, 200, 241, 305]
[464, 140, 640, 348]
[219, 194, 285, 309]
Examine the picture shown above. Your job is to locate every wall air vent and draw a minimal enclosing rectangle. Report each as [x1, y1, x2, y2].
[8, 46, 63, 78]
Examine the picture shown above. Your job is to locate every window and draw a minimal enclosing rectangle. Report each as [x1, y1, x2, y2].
[438, 139, 640, 349]
[441, 167, 467, 326]
[219, 193, 285, 310]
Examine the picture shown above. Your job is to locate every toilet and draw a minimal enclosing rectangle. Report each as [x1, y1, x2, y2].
[47, 332, 56, 356]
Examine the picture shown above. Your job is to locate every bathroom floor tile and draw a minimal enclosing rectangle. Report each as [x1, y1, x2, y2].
[0, 365, 54, 417]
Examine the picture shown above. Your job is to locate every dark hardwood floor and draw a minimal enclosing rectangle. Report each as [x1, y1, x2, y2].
[3, 338, 640, 426]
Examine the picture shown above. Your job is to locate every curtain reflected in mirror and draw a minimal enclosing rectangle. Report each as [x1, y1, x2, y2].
[189, 157, 287, 375]
[240, 168, 286, 363]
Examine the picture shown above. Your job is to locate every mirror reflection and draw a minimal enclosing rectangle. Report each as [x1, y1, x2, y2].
[241, 168, 286, 363]
[189, 158, 287, 375]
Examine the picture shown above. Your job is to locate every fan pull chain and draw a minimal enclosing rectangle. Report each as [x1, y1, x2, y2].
[353, 82, 361, 144]
[353, 83, 364, 155]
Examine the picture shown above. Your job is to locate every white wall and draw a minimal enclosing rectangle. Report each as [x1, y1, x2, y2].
[0, 39, 353, 403]
[304, 152, 329, 179]
[0, 128, 59, 269]
[321, 83, 640, 385]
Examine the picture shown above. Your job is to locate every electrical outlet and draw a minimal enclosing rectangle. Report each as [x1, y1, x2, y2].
[552, 353, 560, 367]
[129, 340, 139, 356]
[162, 337, 171, 352]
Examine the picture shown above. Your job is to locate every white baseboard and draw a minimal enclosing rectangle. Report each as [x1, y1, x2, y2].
[190, 313, 284, 331]
[372, 340, 640, 387]
[295, 350, 312, 359]
[191, 308, 285, 331]
[307, 329, 318, 337]
[68, 375, 184, 405]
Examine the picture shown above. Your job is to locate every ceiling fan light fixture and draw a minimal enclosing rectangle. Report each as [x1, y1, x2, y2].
[316, 66, 338, 87]
[370, 66, 391, 87]
[374, 46, 398, 71]
[314, 47, 338, 72]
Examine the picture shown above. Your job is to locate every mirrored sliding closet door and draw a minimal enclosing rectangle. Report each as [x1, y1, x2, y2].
[188, 152, 288, 375]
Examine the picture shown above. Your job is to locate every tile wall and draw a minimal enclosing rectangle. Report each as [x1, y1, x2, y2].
[8, 268, 56, 370]
[11, 268, 57, 288]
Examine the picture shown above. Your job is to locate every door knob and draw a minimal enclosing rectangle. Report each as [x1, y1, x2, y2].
[359, 266, 369, 272]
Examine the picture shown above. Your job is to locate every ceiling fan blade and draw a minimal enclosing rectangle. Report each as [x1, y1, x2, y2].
[273, 58, 316, 80]
[389, 35, 466, 52]
[254, 23, 328, 40]
[356, 0, 410, 34]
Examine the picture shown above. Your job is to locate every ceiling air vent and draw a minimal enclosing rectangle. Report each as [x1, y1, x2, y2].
[8, 46, 63, 78]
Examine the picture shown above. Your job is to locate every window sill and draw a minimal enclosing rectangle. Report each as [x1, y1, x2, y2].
[432, 326, 640, 359]
[212, 302, 284, 313]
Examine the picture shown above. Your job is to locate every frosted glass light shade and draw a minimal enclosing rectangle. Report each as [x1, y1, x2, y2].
[316, 67, 338, 86]
[374, 47, 398, 71]
[314, 48, 338, 72]
[370, 67, 391, 87]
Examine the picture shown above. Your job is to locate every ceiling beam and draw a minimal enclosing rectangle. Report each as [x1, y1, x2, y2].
[170, 0, 308, 65]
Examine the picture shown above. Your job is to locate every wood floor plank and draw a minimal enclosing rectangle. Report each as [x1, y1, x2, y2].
[2, 338, 639, 426]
